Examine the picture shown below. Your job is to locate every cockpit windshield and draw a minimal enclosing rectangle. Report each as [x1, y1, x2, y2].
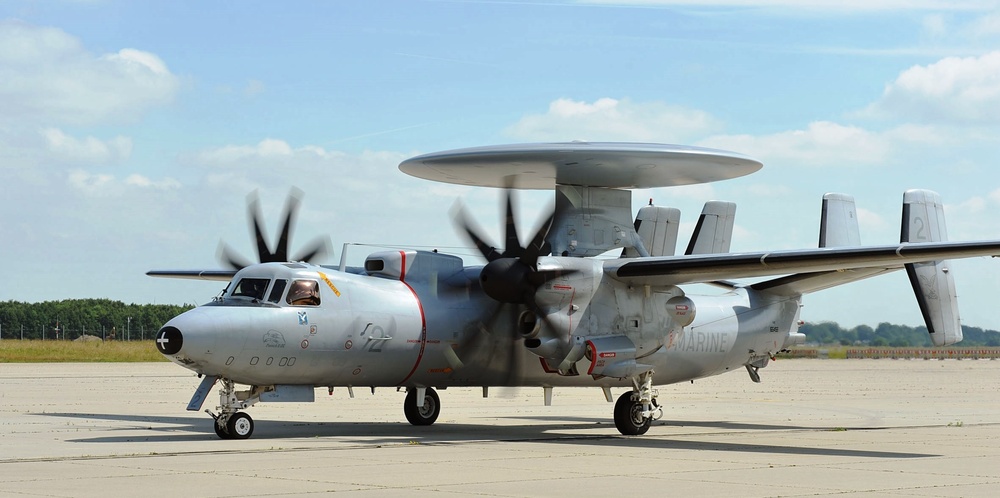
[267, 279, 288, 303]
[231, 278, 270, 300]
[287, 280, 320, 306]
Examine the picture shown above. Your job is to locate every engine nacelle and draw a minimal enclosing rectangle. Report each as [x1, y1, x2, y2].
[666, 295, 696, 327]
[585, 335, 652, 379]
[364, 250, 463, 282]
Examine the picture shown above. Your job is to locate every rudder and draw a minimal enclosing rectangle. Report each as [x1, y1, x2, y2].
[901, 189, 962, 346]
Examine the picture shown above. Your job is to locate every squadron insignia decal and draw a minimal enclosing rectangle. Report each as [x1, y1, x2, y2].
[263, 330, 286, 348]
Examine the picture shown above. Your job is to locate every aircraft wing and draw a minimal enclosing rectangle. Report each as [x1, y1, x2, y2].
[605, 240, 1000, 287]
[146, 270, 237, 281]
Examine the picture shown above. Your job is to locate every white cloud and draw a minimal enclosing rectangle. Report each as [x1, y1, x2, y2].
[578, 0, 1000, 11]
[244, 79, 265, 97]
[42, 128, 132, 164]
[970, 11, 1000, 36]
[504, 97, 721, 143]
[943, 191, 1000, 239]
[864, 51, 1000, 124]
[922, 14, 949, 37]
[67, 169, 180, 196]
[125, 174, 182, 190]
[856, 207, 890, 235]
[699, 121, 891, 167]
[0, 20, 179, 125]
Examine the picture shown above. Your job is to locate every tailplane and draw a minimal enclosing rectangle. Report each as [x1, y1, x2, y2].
[902, 189, 962, 346]
[685, 201, 736, 255]
[819, 193, 861, 247]
[625, 202, 681, 258]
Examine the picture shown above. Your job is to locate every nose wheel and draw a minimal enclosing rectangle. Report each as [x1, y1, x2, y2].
[208, 378, 261, 439]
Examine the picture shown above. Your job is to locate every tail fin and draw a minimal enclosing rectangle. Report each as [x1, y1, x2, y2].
[624, 203, 680, 258]
[901, 189, 962, 346]
[685, 201, 736, 255]
[819, 193, 861, 247]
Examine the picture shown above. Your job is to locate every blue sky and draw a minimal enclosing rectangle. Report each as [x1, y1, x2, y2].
[2, 1, 1000, 330]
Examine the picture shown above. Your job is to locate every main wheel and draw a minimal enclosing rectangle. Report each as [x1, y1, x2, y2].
[614, 392, 651, 435]
[213, 418, 230, 439]
[404, 388, 440, 426]
[226, 412, 254, 439]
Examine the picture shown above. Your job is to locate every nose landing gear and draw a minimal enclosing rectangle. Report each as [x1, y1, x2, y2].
[208, 378, 260, 440]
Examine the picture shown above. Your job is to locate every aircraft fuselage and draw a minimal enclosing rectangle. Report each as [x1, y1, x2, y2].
[158, 254, 799, 390]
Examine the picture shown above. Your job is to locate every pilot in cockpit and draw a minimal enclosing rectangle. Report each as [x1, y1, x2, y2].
[232, 278, 269, 300]
[287, 280, 320, 306]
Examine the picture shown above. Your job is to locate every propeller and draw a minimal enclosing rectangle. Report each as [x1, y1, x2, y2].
[218, 188, 331, 270]
[453, 187, 566, 305]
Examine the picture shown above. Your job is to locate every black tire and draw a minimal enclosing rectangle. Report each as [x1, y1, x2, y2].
[404, 388, 440, 426]
[614, 392, 651, 436]
[226, 412, 254, 439]
[213, 418, 231, 439]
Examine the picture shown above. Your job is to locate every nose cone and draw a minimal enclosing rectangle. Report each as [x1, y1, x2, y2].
[155, 326, 183, 356]
[154, 307, 221, 369]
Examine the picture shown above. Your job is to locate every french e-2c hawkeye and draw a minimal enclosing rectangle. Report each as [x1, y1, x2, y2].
[150, 142, 1000, 439]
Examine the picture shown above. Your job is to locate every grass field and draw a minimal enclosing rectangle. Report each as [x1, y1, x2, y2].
[0, 340, 168, 363]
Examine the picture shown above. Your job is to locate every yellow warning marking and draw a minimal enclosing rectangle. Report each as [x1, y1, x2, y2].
[318, 271, 341, 297]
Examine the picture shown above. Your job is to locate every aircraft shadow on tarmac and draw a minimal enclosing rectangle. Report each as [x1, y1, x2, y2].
[38, 412, 936, 459]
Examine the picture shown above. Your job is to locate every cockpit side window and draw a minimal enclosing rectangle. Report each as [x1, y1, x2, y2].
[267, 279, 288, 303]
[287, 280, 320, 306]
[232, 278, 270, 300]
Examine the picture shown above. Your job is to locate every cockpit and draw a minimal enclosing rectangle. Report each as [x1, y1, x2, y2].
[216, 263, 326, 307]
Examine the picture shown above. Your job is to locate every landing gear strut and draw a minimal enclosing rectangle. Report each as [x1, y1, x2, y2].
[208, 378, 260, 439]
[403, 387, 441, 426]
[613, 371, 662, 435]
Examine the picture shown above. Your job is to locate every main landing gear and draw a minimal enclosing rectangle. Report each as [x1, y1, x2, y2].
[209, 378, 260, 440]
[613, 371, 663, 436]
[403, 387, 441, 426]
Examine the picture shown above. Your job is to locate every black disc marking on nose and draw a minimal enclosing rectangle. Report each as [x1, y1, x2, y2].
[156, 326, 183, 355]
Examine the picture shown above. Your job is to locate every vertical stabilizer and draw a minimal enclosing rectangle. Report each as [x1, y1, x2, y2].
[685, 201, 736, 255]
[819, 193, 861, 247]
[624, 203, 680, 258]
[901, 189, 962, 346]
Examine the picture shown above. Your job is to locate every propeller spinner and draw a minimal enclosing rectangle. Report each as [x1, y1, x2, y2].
[453, 187, 566, 305]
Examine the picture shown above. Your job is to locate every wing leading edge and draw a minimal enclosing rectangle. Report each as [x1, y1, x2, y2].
[605, 240, 1000, 287]
[146, 270, 237, 281]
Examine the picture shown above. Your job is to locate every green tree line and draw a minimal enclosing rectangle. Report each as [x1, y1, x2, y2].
[0, 299, 194, 341]
[800, 322, 1000, 347]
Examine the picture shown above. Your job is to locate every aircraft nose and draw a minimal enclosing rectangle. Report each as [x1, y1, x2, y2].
[155, 326, 183, 356]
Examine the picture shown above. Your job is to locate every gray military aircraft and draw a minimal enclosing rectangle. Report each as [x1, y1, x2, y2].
[150, 142, 1000, 439]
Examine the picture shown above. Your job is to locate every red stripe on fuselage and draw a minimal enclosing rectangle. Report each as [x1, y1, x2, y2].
[397, 251, 427, 385]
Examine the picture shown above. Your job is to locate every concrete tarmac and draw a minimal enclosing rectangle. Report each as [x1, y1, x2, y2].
[1, 359, 999, 497]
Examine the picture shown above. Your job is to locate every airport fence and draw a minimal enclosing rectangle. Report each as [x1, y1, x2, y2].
[779, 347, 1000, 360]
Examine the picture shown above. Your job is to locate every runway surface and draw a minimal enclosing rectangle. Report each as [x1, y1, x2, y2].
[1, 359, 998, 497]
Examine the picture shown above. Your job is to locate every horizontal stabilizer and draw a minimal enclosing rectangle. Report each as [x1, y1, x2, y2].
[685, 201, 736, 255]
[625, 204, 680, 258]
[820, 193, 861, 247]
[902, 189, 962, 346]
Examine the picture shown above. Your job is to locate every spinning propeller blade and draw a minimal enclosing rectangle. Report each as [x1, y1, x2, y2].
[453, 186, 568, 305]
[218, 189, 331, 270]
